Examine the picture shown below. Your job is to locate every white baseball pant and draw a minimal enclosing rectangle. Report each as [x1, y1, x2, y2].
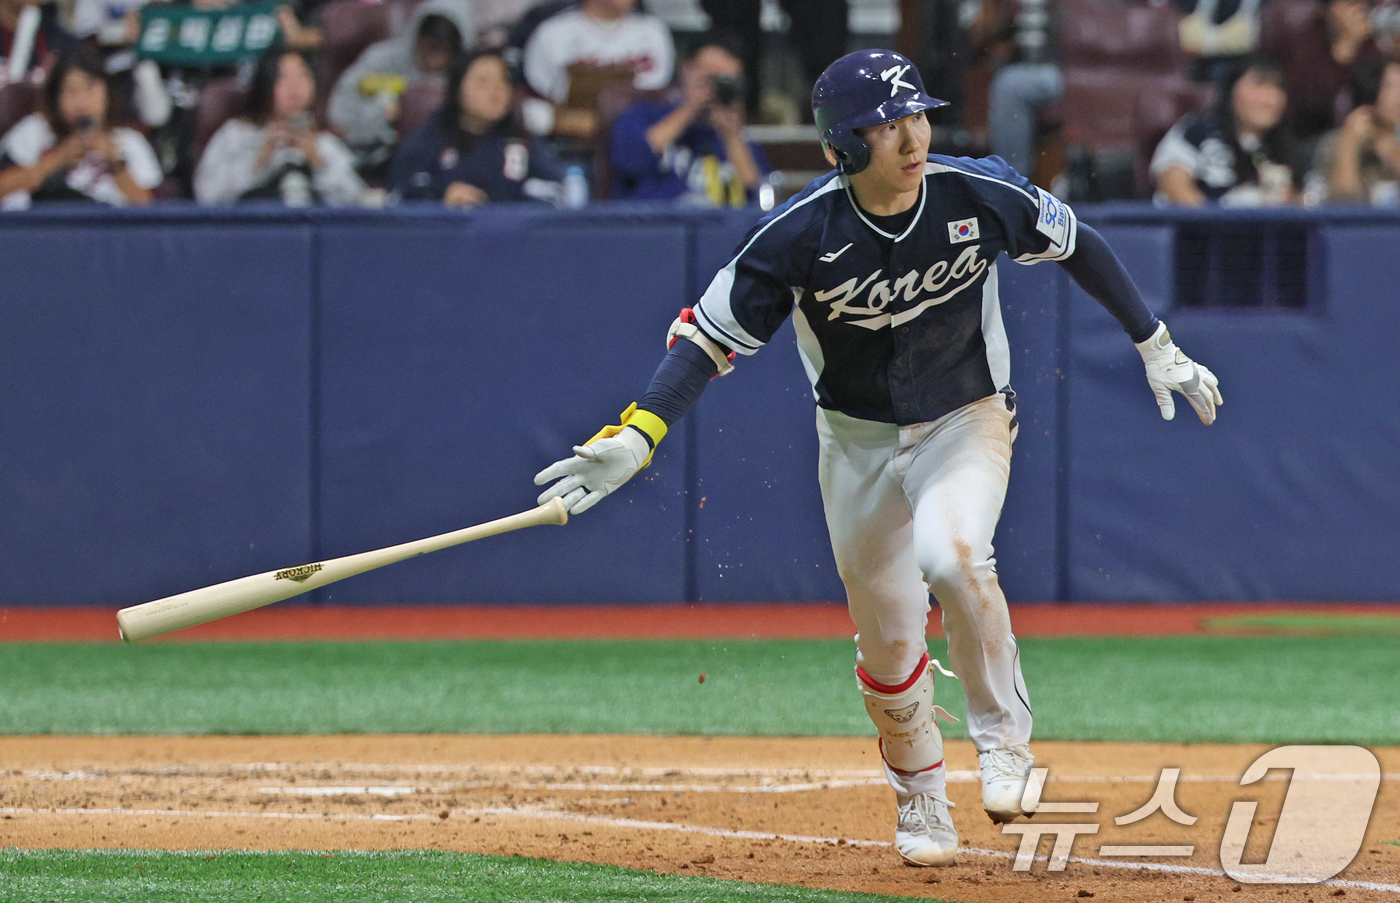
[816, 393, 1033, 790]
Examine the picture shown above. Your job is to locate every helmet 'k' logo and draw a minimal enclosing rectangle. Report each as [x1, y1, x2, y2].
[880, 65, 915, 97]
[886, 703, 920, 723]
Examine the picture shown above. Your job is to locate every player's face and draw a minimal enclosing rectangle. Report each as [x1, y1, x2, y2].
[856, 110, 931, 196]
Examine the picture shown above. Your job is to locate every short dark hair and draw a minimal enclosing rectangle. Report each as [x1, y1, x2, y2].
[688, 30, 746, 67]
[42, 47, 111, 138]
[243, 49, 318, 127]
[416, 14, 462, 54]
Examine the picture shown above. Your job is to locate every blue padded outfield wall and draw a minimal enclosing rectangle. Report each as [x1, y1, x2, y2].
[1, 205, 1396, 606]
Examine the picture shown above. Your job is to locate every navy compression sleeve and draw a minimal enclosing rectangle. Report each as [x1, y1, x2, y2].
[1058, 223, 1159, 343]
[636, 338, 720, 427]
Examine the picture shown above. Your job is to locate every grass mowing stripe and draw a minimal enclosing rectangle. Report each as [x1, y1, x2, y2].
[0, 849, 943, 903]
[0, 636, 1395, 743]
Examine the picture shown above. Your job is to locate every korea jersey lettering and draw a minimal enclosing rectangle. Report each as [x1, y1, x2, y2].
[693, 154, 1077, 425]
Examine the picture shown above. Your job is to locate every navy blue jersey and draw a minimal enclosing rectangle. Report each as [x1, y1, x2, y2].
[692, 154, 1077, 425]
[389, 120, 564, 204]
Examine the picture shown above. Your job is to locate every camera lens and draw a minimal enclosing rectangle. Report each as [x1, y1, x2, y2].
[712, 75, 741, 106]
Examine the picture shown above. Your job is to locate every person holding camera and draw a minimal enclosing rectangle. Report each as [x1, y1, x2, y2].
[609, 39, 767, 205]
[0, 47, 160, 208]
[195, 49, 364, 207]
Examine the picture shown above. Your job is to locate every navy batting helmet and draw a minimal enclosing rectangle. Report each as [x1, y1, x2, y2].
[812, 50, 948, 175]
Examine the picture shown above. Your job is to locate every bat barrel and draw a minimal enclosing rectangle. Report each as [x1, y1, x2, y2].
[116, 573, 320, 642]
[116, 498, 569, 642]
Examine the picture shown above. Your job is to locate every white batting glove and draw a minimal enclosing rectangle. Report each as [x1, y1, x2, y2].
[534, 427, 651, 515]
[1134, 321, 1223, 425]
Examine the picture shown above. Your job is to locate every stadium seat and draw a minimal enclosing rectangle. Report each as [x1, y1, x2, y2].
[318, 0, 399, 99]
[1057, 0, 1195, 197]
[0, 83, 39, 141]
[1059, 0, 1185, 73]
[394, 75, 445, 140]
[191, 77, 249, 167]
[590, 82, 667, 200]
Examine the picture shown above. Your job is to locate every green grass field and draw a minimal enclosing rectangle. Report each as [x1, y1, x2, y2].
[2, 633, 1395, 901]
[0, 849, 944, 903]
[0, 635, 1395, 743]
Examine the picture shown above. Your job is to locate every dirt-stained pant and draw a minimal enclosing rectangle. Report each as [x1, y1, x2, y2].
[817, 394, 1033, 776]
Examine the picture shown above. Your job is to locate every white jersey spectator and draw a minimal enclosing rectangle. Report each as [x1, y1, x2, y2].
[0, 49, 161, 208]
[0, 112, 160, 207]
[523, 0, 675, 104]
[196, 50, 364, 206]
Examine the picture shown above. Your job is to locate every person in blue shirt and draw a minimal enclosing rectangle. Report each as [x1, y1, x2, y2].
[537, 50, 1223, 867]
[609, 38, 767, 205]
[390, 49, 564, 206]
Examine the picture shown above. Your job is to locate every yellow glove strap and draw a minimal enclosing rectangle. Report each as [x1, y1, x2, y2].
[583, 403, 669, 466]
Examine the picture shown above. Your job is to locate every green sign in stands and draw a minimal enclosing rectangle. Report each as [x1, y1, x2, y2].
[137, 2, 281, 67]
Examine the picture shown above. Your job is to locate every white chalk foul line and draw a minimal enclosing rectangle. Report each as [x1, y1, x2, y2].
[254, 779, 889, 797]
[14, 765, 1400, 784]
[4, 803, 1397, 893]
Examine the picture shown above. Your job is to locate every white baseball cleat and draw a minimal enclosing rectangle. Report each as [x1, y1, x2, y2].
[979, 743, 1037, 823]
[894, 789, 959, 866]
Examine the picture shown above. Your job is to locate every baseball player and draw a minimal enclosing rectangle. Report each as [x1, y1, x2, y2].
[535, 49, 1221, 867]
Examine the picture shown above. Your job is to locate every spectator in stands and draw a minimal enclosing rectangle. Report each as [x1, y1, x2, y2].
[0, 47, 159, 206]
[1174, 0, 1264, 85]
[475, 0, 547, 48]
[522, 0, 674, 139]
[328, 0, 475, 167]
[195, 49, 364, 205]
[1261, 0, 1381, 147]
[69, 0, 172, 131]
[698, 0, 847, 120]
[982, 0, 1061, 179]
[1, 0, 73, 81]
[1309, 57, 1400, 203]
[609, 38, 767, 205]
[389, 49, 563, 205]
[1151, 56, 1296, 205]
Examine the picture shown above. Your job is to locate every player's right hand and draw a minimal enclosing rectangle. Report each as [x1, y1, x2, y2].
[1134, 321, 1223, 425]
[534, 427, 651, 515]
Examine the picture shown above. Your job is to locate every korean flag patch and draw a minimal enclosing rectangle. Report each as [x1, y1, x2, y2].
[947, 217, 980, 244]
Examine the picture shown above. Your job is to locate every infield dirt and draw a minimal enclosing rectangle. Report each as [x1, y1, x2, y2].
[2, 735, 1397, 902]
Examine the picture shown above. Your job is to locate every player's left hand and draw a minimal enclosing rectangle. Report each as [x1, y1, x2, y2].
[1134, 321, 1223, 425]
[534, 427, 651, 515]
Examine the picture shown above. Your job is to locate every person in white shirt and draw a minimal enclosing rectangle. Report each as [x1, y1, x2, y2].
[522, 0, 675, 104]
[0, 47, 161, 208]
[195, 49, 365, 207]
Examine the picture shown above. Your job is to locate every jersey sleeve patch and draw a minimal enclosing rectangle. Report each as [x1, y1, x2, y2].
[1015, 186, 1077, 264]
[1035, 188, 1070, 249]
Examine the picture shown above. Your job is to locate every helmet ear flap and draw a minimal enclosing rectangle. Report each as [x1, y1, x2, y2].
[822, 133, 870, 176]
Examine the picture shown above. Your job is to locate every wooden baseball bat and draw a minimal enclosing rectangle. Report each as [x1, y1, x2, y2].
[116, 498, 569, 643]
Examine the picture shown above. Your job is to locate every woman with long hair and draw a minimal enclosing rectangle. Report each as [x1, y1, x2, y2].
[1150, 56, 1296, 205]
[389, 49, 562, 206]
[0, 47, 161, 207]
[194, 48, 364, 206]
